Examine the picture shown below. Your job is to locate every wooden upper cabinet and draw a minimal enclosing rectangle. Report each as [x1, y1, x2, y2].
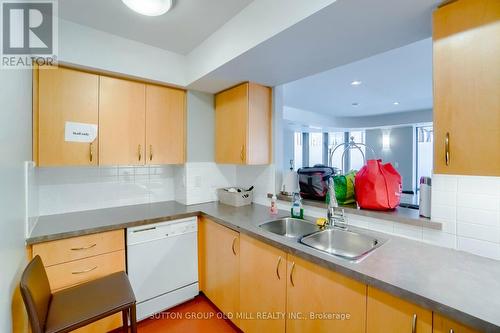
[215, 82, 272, 165]
[146, 85, 186, 165]
[367, 287, 432, 333]
[99, 76, 146, 166]
[286, 254, 367, 333]
[36, 66, 99, 166]
[433, 0, 500, 176]
[239, 234, 287, 333]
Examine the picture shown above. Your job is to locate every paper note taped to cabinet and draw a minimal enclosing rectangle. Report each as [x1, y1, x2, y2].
[64, 122, 98, 143]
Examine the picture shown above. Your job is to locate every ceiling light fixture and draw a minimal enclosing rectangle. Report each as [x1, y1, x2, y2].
[393, 101, 400, 106]
[351, 80, 362, 86]
[122, 0, 173, 16]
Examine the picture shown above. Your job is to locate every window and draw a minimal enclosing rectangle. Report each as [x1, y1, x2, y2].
[293, 131, 367, 171]
[328, 132, 345, 171]
[349, 131, 366, 171]
[309, 133, 323, 166]
[416, 126, 433, 191]
[294, 132, 303, 170]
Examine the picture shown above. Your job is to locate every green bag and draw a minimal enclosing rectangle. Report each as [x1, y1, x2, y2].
[333, 171, 357, 205]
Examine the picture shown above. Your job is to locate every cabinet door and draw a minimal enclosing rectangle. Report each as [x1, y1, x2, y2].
[239, 234, 286, 333]
[146, 85, 186, 165]
[198, 218, 240, 325]
[37, 67, 99, 166]
[286, 255, 367, 333]
[99, 76, 145, 165]
[215, 83, 248, 164]
[433, 0, 500, 176]
[247, 83, 272, 165]
[433, 313, 479, 333]
[367, 287, 432, 333]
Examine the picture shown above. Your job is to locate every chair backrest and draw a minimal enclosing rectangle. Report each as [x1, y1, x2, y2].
[20, 255, 52, 333]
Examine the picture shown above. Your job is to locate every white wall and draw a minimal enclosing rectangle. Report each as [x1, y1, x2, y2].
[59, 19, 186, 86]
[283, 106, 432, 130]
[187, 91, 215, 162]
[0, 69, 32, 332]
[186, 0, 337, 85]
[366, 126, 415, 192]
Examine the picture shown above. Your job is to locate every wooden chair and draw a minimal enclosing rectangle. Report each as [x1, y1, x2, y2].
[20, 255, 137, 333]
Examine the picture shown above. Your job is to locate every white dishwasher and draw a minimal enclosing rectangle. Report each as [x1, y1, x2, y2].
[127, 217, 199, 321]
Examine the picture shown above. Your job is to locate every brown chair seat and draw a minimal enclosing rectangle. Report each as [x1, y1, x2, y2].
[44, 271, 135, 333]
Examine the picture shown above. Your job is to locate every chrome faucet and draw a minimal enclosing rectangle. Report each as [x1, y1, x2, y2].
[327, 178, 348, 229]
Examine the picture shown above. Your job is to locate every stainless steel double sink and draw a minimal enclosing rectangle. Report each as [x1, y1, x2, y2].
[259, 218, 385, 260]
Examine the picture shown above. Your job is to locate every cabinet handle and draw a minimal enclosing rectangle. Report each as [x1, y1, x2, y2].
[231, 237, 237, 256]
[276, 256, 282, 280]
[149, 145, 153, 161]
[70, 243, 97, 251]
[411, 313, 417, 333]
[138, 144, 142, 161]
[290, 262, 296, 287]
[72, 266, 97, 275]
[89, 143, 93, 162]
[240, 145, 245, 162]
[445, 132, 450, 166]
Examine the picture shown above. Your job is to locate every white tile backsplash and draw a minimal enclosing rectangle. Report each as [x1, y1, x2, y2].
[431, 174, 500, 260]
[457, 236, 500, 261]
[37, 165, 176, 215]
[457, 206, 500, 227]
[29, 165, 500, 262]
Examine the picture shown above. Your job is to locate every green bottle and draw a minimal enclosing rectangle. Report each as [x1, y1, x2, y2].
[291, 192, 304, 219]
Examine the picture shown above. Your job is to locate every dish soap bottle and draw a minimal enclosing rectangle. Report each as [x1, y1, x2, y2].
[270, 194, 278, 215]
[291, 192, 304, 219]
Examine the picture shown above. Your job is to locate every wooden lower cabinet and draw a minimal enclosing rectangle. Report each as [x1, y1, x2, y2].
[367, 287, 432, 333]
[286, 254, 367, 333]
[433, 313, 479, 333]
[239, 234, 287, 333]
[30, 230, 126, 333]
[198, 217, 240, 326]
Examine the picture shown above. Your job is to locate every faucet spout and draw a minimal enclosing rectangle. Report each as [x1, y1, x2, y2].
[327, 178, 348, 229]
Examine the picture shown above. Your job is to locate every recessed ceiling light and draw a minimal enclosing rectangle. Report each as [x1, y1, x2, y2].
[393, 102, 400, 106]
[122, 0, 173, 16]
[351, 80, 362, 86]
[352, 103, 360, 107]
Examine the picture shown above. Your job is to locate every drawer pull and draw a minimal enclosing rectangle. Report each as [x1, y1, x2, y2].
[132, 227, 156, 233]
[231, 237, 237, 256]
[70, 243, 97, 251]
[445, 132, 450, 166]
[412, 313, 417, 333]
[290, 262, 296, 287]
[276, 256, 282, 280]
[72, 266, 97, 275]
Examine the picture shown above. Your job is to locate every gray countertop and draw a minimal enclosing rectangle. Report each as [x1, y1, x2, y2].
[28, 201, 500, 332]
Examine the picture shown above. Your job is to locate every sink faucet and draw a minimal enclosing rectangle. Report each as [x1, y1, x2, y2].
[327, 178, 348, 229]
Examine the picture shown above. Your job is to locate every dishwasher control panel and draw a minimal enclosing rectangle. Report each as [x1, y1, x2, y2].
[127, 217, 197, 245]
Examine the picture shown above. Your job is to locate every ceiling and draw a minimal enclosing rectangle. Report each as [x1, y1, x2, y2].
[58, 0, 253, 55]
[188, 0, 441, 93]
[283, 38, 433, 117]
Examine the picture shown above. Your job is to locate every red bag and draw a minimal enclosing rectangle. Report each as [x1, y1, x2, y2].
[355, 160, 402, 210]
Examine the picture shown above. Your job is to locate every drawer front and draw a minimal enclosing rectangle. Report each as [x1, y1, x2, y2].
[45, 250, 125, 291]
[32, 230, 124, 266]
